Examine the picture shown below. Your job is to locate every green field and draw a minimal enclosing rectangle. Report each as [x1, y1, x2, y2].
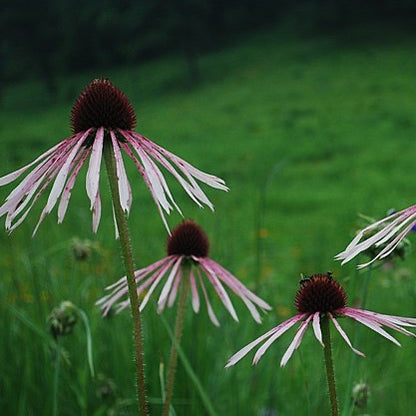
[2, 27, 416, 415]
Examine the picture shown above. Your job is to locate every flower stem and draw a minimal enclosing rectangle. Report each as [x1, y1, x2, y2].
[52, 337, 62, 416]
[162, 264, 190, 416]
[103, 140, 149, 416]
[321, 316, 339, 416]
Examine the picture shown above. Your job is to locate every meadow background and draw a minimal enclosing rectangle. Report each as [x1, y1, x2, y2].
[2, 2, 416, 415]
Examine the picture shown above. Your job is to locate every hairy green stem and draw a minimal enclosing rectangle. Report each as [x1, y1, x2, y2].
[162, 264, 190, 416]
[322, 316, 339, 416]
[103, 140, 149, 416]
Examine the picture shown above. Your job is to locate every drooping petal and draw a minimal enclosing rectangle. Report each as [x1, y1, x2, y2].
[312, 312, 323, 346]
[125, 131, 228, 211]
[203, 258, 271, 311]
[336, 207, 416, 267]
[157, 256, 183, 312]
[225, 317, 302, 368]
[342, 310, 401, 346]
[110, 131, 132, 213]
[1, 137, 78, 221]
[119, 141, 171, 232]
[131, 142, 173, 214]
[32, 132, 89, 234]
[167, 267, 182, 308]
[92, 189, 102, 233]
[58, 148, 89, 222]
[140, 257, 181, 312]
[140, 133, 228, 191]
[197, 268, 220, 326]
[199, 260, 239, 322]
[86, 127, 104, 209]
[0, 141, 63, 186]
[189, 269, 200, 313]
[98, 257, 176, 315]
[341, 308, 416, 337]
[280, 315, 313, 367]
[328, 313, 365, 357]
[252, 314, 307, 365]
[44, 131, 89, 214]
[103, 257, 172, 292]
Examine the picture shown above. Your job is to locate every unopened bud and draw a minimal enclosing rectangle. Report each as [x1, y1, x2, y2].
[48, 301, 77, 339]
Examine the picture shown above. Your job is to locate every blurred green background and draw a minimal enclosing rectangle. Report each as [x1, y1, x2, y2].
[2, 1, 416, 415]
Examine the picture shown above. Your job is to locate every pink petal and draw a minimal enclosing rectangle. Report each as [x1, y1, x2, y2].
[167, 267, 182, 308]
[252, 314, 307, 365]
[199, 259, 263, 323]
[197, 268, 220, 326]
[280, 315, 312, 367]
[342, 310, 401, 346]
[157, 256, 183, 312]
[328, 313, 365, 357]
[0, 141, 63, 186]
[203, 258, 271, 311]
[119, 141, 171, 232]
[1, 139, 76, 220]
[128, 131, 227, 209]
[140, 258, 179, 312]
[104, 257, 172, 291]
[132, 143, 173, 213]
[225, 319, 299, 368]
[199, 261, 239, 322]
[58, 148, 89, 222]
[340, 308, 416, 337]
[110, 131, 132, 213]
[43, 131, 88, 215]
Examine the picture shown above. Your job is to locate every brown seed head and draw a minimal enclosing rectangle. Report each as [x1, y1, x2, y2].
[295, 273, 347, 314]
[167, 220, 209, 258]
[71, 78, 136, 133]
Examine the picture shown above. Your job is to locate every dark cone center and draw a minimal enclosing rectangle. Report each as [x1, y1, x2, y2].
[167, 220, 209, 258]
[71, 78, 137, 133]
[295, 273, 347, 314]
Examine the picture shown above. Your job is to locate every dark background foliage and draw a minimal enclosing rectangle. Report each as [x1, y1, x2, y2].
[2, 0, 416, 89]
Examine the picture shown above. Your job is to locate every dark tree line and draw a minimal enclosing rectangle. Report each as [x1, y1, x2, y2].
[2, 0, 416, 89]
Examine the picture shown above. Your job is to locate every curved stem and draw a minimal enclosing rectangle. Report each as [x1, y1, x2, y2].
[162, 264, 190, 416]
[103, 139, 149, 416]
[322, 316, 339, 416]
[52, 337, 62, 416]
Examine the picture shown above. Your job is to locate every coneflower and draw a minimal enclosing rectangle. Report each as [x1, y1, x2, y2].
[0, 78, 227, 234]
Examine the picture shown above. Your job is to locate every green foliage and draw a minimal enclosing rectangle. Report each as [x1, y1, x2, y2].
[2, 27, 416, 415]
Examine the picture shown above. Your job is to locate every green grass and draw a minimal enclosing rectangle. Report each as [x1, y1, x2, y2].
[2, 26, 416, 415]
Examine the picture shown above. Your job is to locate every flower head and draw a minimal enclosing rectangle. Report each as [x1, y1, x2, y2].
[226, 272, 416, 368]
[336, 207, 415, 268]
[0, 79, 228, 234]
[96, 219, 272, 325]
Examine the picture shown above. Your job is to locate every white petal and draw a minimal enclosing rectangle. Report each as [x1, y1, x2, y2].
[312, 312, 323, 346]
[280, 316, 312, 367]
[86, 128, 104, 209]
[110, 131, 132, 213]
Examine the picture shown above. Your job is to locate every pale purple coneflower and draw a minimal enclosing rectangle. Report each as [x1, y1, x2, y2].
[96, 219, 272, 325]
[226, 273, 416, 368]
[335, 207, 416, 268]
[0, 78, 228, 235]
